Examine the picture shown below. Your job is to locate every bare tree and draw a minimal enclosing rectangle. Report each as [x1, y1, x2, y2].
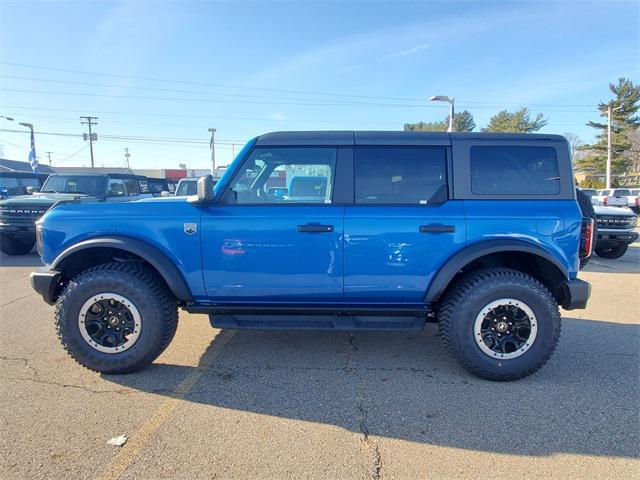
[563, 132, 584, 161]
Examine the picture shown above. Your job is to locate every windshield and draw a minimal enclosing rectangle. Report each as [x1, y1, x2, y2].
[581, 189, 597, 197]
[42, 175, 107, 195]
[612, 189, 630, 196]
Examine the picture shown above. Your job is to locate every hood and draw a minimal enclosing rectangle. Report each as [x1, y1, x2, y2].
[594, 205, 636, 217]
[0, 192, 87, 206]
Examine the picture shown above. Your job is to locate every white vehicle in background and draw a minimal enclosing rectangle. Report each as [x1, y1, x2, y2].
[625, 188, 639, 213]
[592, 188, 630, 207]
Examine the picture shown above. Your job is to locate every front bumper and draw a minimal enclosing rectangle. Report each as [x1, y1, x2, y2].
[30, 267, 62, 305]
[597, 230, 638, 246]
[561, 278, 591, 310]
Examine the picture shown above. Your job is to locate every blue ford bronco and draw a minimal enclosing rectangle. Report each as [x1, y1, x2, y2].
[30, 132, 593, 381]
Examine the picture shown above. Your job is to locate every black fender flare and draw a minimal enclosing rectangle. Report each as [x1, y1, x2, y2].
[424, 239, 570, 303]
[51, 236, 193, 302]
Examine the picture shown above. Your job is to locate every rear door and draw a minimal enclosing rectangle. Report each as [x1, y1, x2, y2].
[344, 136, 465, 303]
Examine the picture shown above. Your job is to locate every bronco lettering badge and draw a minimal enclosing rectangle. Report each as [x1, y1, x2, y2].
[183, 223, 197, 235]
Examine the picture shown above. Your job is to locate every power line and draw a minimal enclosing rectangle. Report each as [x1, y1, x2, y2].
[0, 128, 242, 145]
[0, 104, 406, 126]
[1, 88, 436, 108]
[0, 62, 602, 110]
[0, 61, 428, 102]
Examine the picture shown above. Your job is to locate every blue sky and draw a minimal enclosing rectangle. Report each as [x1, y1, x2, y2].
[0, 0, 638, 170]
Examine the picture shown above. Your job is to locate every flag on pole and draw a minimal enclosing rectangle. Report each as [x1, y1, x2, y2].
[28, 129, 38, 174]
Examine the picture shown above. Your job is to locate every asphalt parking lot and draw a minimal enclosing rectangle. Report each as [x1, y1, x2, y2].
[1, 242, 638, 479]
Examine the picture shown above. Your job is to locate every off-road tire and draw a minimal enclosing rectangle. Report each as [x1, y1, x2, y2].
[0, 233, 35, 256]
[595, 242, 628, 259]
[576, 188, 596, 269]
[55, 262, 178, 374]
[438, 267, 561, 381]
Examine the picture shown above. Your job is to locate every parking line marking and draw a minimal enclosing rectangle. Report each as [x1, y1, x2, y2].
[95, 331, 234, 480]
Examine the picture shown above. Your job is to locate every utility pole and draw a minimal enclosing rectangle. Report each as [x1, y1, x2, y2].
[45, 151, 53, 166]
[208, 128, 216, 176]
[80, 116, 98, 168]
[124, 148, 131, 170]
[606, 104, 622, 190]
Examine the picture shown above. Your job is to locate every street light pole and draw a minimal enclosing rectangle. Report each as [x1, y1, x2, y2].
[606, 104, 622, 190]
[429, 95, 455, 132]
[208, 128, 216, 176]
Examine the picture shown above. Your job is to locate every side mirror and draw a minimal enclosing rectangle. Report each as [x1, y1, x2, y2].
[188, 175, 214, 204]
[160, 191, 170, 197]
[26, 186, 36, 194]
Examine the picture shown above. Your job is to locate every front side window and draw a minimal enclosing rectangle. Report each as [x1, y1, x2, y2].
[470, 146, 560, 195]
[228, 147, 336, 204]
[355, 147, 447, 204]
[20, 177, 40, 192]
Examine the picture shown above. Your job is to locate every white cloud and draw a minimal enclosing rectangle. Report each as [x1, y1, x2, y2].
[270, 112, 285, 121]
[376, 43, 429, 62]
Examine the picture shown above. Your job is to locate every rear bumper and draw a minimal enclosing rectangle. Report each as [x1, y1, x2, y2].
[561, 278, 591, 310]
[30, 267, 62, 305]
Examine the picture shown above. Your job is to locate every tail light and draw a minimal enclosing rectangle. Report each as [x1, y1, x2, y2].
[603, 196, 608, 205]
[579, 218, 595, 259]
[636, 197, 639, 206]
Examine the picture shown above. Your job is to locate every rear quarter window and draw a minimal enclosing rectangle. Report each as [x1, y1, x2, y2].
[470, 146, 560, 195]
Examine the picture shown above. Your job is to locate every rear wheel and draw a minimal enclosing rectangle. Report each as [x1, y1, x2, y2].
[55, 262, 178, 373]
[595, 243, 628, 259]
[0, 233, 35, 255]
[438, 268, 561, 381]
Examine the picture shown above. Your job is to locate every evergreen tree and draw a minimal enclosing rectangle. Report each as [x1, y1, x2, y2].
[404, 110, 476, 132]
[482, 107, 547, 133]
[577, 78, 640, 175]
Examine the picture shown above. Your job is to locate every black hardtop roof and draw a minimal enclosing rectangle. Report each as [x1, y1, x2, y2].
[47, 172, 137, 179]
[255, 131, 566, 146]
[0, 170, 49, 178]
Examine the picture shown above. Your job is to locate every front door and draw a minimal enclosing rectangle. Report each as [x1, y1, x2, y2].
[201, 146, 344, 302]
[344, 145, 465, 303]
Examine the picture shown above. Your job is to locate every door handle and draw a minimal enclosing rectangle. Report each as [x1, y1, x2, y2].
[419, 224, 455, 233]
[297, 224, 334, 233]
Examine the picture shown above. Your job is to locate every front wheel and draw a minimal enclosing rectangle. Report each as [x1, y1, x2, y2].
[55, 262, 178, 373]
[438, 268, 561, 381]
[0, 233, 35, 255]
[594, 243, 628, 259]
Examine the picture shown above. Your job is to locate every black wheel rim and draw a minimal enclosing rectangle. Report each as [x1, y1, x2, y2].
[78, 293, 141, 353]
[474, 299, 537, 359]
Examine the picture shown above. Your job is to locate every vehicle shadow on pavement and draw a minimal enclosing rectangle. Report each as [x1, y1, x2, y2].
[0, 251, 43, 268]
[104, 318, 639, 459]
[584, 243, 640, 274]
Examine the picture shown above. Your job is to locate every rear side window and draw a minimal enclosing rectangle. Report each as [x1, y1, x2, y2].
[612, 189, 630, 196]
[470, 146, 560, 195]
[355, 147, 446, 204]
